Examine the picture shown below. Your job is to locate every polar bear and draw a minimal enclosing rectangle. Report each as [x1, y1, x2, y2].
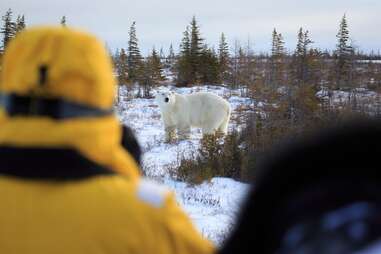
[155, 90, 231, 142]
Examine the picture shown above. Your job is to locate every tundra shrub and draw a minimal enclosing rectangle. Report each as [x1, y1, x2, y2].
[174, 131, 248, 184]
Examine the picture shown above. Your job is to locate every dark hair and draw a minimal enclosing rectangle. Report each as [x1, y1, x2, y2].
[121, 125, 142, 166]
[220, 119, 381, 254]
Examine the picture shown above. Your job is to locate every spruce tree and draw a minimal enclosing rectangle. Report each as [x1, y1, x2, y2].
[190, 16, 203, 54]
[166, 43, 175, 68]
[167, 43, 175, 59]
[148, 47, 165, 85]
[270, 28, 279, 86]
[159, 47, 165, 60]
[138, 47, 164, 98]
[271, 28, 278, 57]
[295, 28, 304, 58]
[176, 16, 204, 86]
[60, 16, 67, 26]
[276, 33, 285, 57]
[292, 27, 313, 86]
[1, 9, 16, 50]
[199, 45, 219, 84]
[269, 28, 285, 87]
[218, 32, 230, 83]
[307, 48, 324, 89]
[336, 14, 351, 58]
[127, 21, 143, 83]
[139, 61, 150, 98]
[116, 48, 129, 86]
[15, 15, 26, 34]
[176, 26, 192, 86]
[271, 29, 285, 58]
[189, 16, 203, 83]
[334, 14, 353, 88]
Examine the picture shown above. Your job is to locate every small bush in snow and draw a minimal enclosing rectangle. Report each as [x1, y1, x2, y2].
[172, 131, 249, 184]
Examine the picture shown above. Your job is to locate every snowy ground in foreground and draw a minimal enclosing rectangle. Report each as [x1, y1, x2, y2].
[116, 85, 251, 245]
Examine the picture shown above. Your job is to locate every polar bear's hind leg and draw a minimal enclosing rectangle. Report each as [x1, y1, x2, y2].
[164, 126, 176, 143]
[202, 127, 217, 135]
[218, 117, 229, 134]
[178, 125, 191, 140]
[218, 107, 231, 134]
[202, 121, 222, 135]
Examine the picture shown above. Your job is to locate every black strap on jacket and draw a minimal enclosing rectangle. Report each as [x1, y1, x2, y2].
[0, 93, 113, 119]
[0, 147, 115, 180]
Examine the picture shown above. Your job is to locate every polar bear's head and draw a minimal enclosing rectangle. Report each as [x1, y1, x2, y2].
[154, 90, 176, 108]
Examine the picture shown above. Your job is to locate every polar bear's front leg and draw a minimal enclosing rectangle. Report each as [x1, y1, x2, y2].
[164, 125, 176, 143]
[177, 125, 191, 140]
[202, 124, 220, 136]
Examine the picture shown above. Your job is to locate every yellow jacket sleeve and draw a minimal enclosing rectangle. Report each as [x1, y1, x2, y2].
[161, 193, 216, 254]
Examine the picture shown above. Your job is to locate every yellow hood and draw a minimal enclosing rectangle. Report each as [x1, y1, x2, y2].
[0, 26, 139, 179]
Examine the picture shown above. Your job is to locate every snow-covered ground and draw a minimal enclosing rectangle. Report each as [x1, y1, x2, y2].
[116, 83, 380, 245]
[116, 85, 250, 245]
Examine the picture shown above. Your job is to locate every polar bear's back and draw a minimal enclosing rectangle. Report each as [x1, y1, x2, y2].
[183, 92, 230, 127]
[186, 92, 229, 108]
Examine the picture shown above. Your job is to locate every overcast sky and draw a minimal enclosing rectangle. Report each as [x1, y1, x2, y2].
[2, 0, 380, 55]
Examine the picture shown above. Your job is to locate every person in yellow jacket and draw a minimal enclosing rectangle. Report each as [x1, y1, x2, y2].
[0, 26, 214, 254]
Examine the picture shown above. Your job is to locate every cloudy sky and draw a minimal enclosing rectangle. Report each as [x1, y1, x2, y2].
[2, 0, 380, 55]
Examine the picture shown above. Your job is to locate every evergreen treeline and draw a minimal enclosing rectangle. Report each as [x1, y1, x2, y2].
[172, 15, 381, 183]
[111, 15, 380, 99]
[1, 10, 381, 97]
[0, 9, 26, 51]
[114, 21, 166, 98]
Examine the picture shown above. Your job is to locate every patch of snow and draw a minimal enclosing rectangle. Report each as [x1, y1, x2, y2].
[165, 177, 249, 244]
[316, 87, 380, 114]
[356, 60, 381, 64]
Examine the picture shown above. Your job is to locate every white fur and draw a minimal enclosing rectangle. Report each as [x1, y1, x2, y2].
[155, 90, 231, 142]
